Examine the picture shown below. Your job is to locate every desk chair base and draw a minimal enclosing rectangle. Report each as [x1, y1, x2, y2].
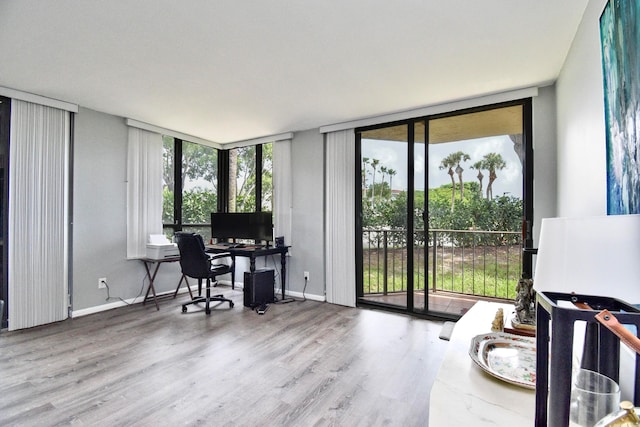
[181, 279, 234, 315]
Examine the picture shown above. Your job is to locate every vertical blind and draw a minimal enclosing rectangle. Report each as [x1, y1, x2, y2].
[8, 100, 69, 330]
[126, 127, 163, 259]
[325, 129, 356, 307]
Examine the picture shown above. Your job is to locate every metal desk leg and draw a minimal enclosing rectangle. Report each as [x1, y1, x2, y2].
[231, 255, 236, 290]
[142, 261, 161, 310]
[173, 275, 192, 299]
[280, 251, 286, 301]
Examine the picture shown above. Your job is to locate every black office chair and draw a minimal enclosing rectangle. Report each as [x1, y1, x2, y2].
[175, 232, 235, 314]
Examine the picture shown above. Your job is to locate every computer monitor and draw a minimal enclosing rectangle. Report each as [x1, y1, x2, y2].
[211, 212, 273, 243]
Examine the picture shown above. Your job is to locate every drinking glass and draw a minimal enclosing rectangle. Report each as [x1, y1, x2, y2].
[569, 369, 620, 427]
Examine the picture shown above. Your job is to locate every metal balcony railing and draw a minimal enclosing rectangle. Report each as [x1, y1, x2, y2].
[362, 228, 522, 300]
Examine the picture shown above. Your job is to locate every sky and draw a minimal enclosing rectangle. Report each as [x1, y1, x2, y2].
[362, 135, 523, 198]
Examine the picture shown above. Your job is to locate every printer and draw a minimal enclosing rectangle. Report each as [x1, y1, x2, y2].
[146, 234, 180, 259]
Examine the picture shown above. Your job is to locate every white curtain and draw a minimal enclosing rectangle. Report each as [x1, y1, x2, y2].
[273, 139, 292, 246]
[325, 129, 356, 307]
[126, 127, 163, 258]
[8, 100, 70, 330]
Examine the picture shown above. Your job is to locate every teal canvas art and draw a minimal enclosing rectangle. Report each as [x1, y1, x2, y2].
[600, 0, 640, 214]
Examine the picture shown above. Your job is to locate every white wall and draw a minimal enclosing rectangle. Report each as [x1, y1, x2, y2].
[72, 107, 182, 312]
[556, 0, 608, 217]
[288, 129, 325, 299]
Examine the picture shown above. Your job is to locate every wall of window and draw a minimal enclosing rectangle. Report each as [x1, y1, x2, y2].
[261, 143, 273, 212]
[163, 137, 273, 242]
[163, 136, 218, 241]
[228, 143, 273, 213]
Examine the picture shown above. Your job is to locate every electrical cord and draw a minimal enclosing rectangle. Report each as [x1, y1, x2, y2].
[269, 255, 281, 283]
[103, 279, 145, 306]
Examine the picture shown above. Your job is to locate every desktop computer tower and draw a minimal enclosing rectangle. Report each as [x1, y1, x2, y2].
[243, 269, 275, 308]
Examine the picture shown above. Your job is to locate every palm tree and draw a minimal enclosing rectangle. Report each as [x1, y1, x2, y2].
[450, 151, 471, 199]
[387, 168, 396, 197]
[370, 158, 380, 201]
[470, 160, 485, 195]
[362, 157, 370, 198]
[483, 152, 507, 200]
[439, 153, 458, 211]
[379, 165, 388, 197]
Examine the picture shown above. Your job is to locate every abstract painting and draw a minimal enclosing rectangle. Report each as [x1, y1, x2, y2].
[600, 0, 640, 214]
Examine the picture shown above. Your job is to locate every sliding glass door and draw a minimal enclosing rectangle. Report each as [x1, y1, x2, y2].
[426, 104, 528, 315]
[359, 124, 409, 310]
[357, 100, 532, 319]
[413, 120, 427, 312]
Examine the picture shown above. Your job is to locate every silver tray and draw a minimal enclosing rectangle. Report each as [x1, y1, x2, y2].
[468, 332, 536, 389]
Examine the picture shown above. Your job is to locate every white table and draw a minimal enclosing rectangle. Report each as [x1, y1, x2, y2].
[429, 301, 535, 426]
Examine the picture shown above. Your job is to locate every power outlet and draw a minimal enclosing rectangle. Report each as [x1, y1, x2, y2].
[304, 271, 310, 281]
[98, 277, 107, 289]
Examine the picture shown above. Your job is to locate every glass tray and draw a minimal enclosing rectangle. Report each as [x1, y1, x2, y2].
[468, 332, 536, 389]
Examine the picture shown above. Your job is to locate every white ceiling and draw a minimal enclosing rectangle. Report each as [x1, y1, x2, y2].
[0, 0, 588, 144]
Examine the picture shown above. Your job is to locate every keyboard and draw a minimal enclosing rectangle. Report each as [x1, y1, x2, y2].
[211, 242, 266, 249]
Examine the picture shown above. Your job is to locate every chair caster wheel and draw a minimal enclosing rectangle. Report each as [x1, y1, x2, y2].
[230, 302, 234, 308]
[182, 306, 187, 313]
[205, 309, 211, 315]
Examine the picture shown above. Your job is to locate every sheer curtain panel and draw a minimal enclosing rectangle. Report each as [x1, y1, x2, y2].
[8, 100, 70, 330]
[126, 127, 163, 259]
[325, 129, 356, 307]
[273, 139, 292, 246]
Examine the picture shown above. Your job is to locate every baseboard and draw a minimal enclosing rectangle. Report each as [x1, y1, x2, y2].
[218, 279, 242, 288]
[71, 283, 326, 318]
[223, 280, 325, 302]
[71, 287, 191, 318]
[72, 299, 134, 317]
[275, 288, 325, 302]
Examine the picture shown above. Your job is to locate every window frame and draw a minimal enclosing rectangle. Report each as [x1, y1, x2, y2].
[164, 139, 272, 239]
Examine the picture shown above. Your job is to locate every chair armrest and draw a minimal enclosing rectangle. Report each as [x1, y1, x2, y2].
[208, 252, 231, 261]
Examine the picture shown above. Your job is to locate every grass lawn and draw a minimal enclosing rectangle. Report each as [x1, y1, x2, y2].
[363, 244, 522, 300]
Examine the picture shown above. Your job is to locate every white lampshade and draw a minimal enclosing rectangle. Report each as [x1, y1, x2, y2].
[534, 214, 640, 305]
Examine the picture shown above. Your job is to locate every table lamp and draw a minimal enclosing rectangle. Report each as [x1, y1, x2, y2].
[534, 214, 640, 304]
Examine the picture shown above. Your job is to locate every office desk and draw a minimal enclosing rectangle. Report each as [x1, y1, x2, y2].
[206, 245, 289, 300]
[139, 256, 190, 310]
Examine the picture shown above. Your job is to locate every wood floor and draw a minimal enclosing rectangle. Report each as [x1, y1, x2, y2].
[0, 287, 449, 426]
